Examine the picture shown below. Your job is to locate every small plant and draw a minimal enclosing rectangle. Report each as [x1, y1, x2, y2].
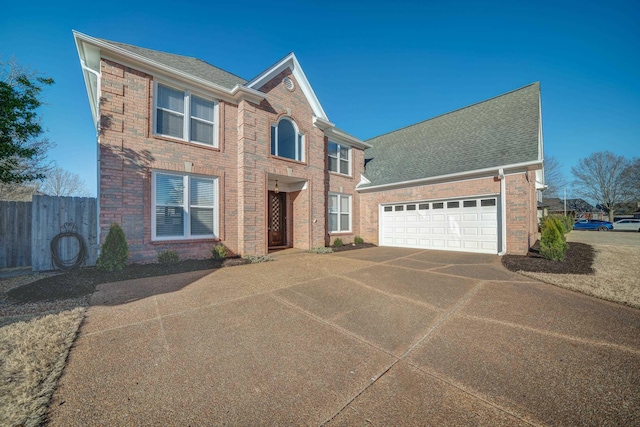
[157, 250, 179, 265]
[540, 217, 568, 261]
[212, 243, 228, 259]
[96, 223, 129, 271]
[310, 246, 333, 254]
[354, 236, 364, 244]
[333, 238, 344, 247]
[242, 254, 274, 263]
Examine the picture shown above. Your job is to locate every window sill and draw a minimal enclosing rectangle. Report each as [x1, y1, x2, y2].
[153, 134, 220, 151]
[269, 154, 307, 166]
[329, 171, 353, 179]
[329, 231, 353, 235]
[151, 237, 220, 244]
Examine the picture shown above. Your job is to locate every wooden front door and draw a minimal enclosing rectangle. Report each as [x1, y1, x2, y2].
[268, 191, 286, 247]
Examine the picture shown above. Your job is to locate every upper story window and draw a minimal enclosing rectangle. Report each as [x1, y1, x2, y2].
[155, 83, 218, 147]
[328, 142, 350, 175]
[271, 118, 304, 162]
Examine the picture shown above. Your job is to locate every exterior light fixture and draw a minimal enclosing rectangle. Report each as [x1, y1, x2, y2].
[274, 180, 279, 194]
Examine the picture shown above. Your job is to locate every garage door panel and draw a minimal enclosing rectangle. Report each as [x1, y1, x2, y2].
[380, 197, 498, 254]
[432, 239, 446, 248]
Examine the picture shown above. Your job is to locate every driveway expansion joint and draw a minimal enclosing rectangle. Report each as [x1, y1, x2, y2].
[322, 280, 488, 425]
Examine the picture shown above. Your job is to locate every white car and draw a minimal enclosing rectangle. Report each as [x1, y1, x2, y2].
[613, 219, 640, 232]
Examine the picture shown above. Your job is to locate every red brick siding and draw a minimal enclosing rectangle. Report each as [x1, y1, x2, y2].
[99, 59, 240, 263]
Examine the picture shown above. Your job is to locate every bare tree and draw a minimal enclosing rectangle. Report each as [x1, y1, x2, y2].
[623, 157, 640, 201]
[543, 155, 567, 197]
[571, 151, 633, 222]
[39, 166, 90, 197]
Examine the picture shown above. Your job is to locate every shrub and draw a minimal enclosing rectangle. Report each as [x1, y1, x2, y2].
[211, 243, 228, 259]
[157, 250, 179, 264]
[354, 236, 364, 244]
[96, 223, 128, 271]
[310, 247, 333, 254]
[242, 254, 274, 263]
[540, 217, 568, 261]
[333, 238, 343, 247]
[546, 214, 573, 235]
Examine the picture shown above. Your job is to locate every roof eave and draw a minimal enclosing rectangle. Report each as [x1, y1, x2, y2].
[313, 117, 370, 149]
[358, 159, 543, 193]
[73, 31, 266, 105]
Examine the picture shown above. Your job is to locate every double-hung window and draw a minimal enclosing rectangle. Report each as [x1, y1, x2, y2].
[328, 193, 351, 233]
[328, 142, 350, 175]
[155, 83, 217, 147]
[153, 171, 217, 240]
[271, 118, 304, 161]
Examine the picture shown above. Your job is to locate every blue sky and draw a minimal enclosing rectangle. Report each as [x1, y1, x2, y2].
[1, 0, 638, 197]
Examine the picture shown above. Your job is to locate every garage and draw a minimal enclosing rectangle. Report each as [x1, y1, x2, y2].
[380, 197, 499, 254]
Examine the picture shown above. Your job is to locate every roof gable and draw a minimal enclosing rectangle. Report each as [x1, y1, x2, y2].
[361, 83, 542, 188]
[246, 53, 328, 121]
[98, 39, 247, 91]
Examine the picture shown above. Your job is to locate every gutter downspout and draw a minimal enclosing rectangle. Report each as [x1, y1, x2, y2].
[498, 168, 507, 256]
[81, 61, 102, 255]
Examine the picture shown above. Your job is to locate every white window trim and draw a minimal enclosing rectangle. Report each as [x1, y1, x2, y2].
[328, 141, 351, 176]
[328, 192, 352, 233]
[151, 170, 219, 241]
[271, 117, 305, 162]
[153, 81, 219, 148]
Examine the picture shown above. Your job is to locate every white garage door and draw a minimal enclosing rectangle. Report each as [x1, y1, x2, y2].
[380, 197, 498, 254]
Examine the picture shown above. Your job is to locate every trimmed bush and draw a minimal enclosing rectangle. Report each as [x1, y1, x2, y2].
[242, 254, 274, 263]
[333, 238, 344, 247]
[546, 214, 573, 235]
[211, 243, 228, 259]
[354, 236, 364, 244]
[96, 223, 129, 271]
[540, 217, 568, 261]
[310, 247, 333, 254]
[157, 250, 179, 264]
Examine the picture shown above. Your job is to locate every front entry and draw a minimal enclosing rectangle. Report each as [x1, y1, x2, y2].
[268, 191, 287, 248]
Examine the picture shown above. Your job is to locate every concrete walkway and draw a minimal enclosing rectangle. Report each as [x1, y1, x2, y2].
[47, 247, 640, 426]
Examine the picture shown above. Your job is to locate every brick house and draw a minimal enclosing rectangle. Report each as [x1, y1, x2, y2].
[74, 31, 544, 262]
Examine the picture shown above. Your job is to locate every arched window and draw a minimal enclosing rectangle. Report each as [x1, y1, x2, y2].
[271, 118, 304, 161]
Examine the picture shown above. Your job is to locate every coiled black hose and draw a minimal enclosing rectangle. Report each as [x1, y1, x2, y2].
[50, 231, 88, 270]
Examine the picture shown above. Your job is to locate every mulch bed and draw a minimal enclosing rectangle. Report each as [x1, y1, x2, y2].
[6, 257, 250, 304]
[329, 243, 377, 252]
[502, 241, 595, 275]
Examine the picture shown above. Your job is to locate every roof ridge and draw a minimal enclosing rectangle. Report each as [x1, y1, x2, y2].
[367, 82, 540, 143]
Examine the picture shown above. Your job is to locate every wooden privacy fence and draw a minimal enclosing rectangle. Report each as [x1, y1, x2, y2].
[0, 201, 32, 269]
[0, 196, 99, 271]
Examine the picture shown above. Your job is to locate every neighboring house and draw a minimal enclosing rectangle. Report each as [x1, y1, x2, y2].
[541, 197, 605, 220]
[74, 31, 544, 262]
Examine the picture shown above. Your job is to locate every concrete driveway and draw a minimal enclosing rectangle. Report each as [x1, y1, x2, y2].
[48, 247, 640, 426]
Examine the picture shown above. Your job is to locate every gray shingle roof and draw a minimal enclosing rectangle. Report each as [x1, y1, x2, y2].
[99, 39, 247, 90]
[362, 83, 541, 187]
[543, 197, 596, 212]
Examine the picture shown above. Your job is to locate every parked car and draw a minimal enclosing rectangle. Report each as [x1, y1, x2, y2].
[573, 219, 613, 231]
[613, 219, 640, 232]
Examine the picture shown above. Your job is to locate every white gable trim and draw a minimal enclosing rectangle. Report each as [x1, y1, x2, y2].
[73, 31, 265, 106]
[246, 53, 328, 121]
